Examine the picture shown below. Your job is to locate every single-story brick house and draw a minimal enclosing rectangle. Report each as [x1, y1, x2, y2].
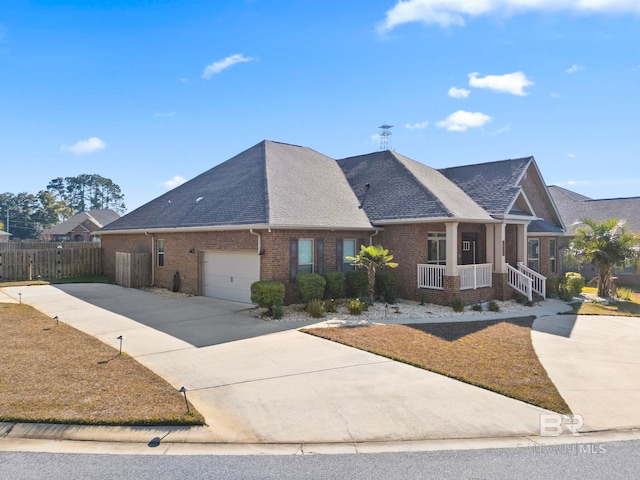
[100, 140, 565, 304]
[548, 185, 640, 287]
[42, 209, 120, 242]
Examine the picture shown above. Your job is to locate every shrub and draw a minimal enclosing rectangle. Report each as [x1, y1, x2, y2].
[514, 293, 527, 304]
[472, 303, 483, 312]
[451, 298, 465, 312]
[488, 300, 500, 312]
[617, 287, 633, 301]
[296, 273, 326, 303]
[323, 298, 338, 313]
[546, 276, 560, 298]
[557, 278, 574, 302]
[565, 272, 582, 278]
[322, 271, 345, 299]
[250, 281, 285, 312]
[272, 305, 285, 320]
[375, 270, 398, 304]
[306, 299, 326, 318]
[347, 298, 366, 315]
[345, 270, 368, 298]
[566, 274, 585, 297]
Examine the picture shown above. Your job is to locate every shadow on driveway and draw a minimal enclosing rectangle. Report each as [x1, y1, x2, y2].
[51, 283, 292, 348]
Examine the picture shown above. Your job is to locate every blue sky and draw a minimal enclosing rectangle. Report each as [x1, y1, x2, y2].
[2, 0, 639, 211]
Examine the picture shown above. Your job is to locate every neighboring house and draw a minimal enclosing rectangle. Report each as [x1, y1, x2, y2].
[42, 209, 120, 242]
[100, 140, 565, 304]
[548, 185, 640, 286]
[0, 230, 10, 243]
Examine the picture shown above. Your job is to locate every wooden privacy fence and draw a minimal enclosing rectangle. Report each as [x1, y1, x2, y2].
[115, 252, 151, 288]
[0, 243, 102, 281]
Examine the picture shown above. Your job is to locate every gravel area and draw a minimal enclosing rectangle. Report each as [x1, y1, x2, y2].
[139, 287, 193, 298]
[257, 298, 537, 325]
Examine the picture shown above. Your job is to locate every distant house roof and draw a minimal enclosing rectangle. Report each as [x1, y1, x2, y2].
[102, 140, 373, 233]
[337, 151, 493, 223]
[548, 185, 640, 234]
[43, 209, 120, 236]
[439, 157, 532, 216]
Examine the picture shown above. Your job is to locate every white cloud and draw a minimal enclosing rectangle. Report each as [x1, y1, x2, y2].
[567, 153, 576, 158]
[436, 110, 492, 132]
[405, 120, 429, 130]
[468, 71, 533, 96]
[162, 175, 187, 189]
[61, 137, 106, 154]
[551, 92, 561, 98]
[567, 64, 584, 73]
[202, 54, 254, 79]
[448, 86, 470, 98]
[379, 0, 640, 31]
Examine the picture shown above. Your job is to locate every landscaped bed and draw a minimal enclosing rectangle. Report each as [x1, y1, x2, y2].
[0, 303, 204, 426]
[304, 316, 571, 414]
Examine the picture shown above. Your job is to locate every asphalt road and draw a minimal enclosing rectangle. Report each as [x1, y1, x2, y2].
[1, 440, 638, 480]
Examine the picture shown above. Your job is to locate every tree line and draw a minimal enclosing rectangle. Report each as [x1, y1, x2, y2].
[0, 174, 126, 240]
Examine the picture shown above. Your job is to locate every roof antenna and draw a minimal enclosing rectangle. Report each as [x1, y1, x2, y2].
[378, 124, 393, 151]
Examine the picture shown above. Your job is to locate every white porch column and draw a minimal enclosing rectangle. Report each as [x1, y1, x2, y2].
[486, 224, 495, 268]
[494, 223, 507, 274]
[517, 223, 527, 265]
[445, 222, 458, 276]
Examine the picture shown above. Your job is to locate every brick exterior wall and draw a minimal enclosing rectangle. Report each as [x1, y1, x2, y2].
[102, 224, 562, 306]
[102, 228, 374, 303]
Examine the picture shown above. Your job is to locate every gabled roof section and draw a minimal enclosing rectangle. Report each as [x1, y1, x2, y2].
[549, 186, 640, 234]
[440, 157, 531, 216]
[102, 140, 371, 232]
[44, 209, 120, 235]
[337, 151, 492, 223]
[264, 141, 372, 228]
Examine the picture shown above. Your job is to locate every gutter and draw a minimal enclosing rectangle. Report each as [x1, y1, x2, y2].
[99, 224, 377, 235]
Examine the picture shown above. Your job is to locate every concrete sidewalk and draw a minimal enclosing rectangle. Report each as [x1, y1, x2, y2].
[2, 284, 638, 452]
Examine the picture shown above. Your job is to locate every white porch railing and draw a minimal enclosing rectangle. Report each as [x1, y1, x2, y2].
[417, 264, 445, 290]
[507, 264, 533, 301]
[517, 262, 546, 300]
[459, 263, 493, 290]
[417, 263, 493, 291]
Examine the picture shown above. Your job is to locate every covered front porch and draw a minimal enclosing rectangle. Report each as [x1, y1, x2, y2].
[416, 221, 546, 302]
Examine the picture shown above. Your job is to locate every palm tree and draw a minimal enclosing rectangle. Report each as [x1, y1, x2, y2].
[566, 218, 640, 298]
[346, 245, 398, 304]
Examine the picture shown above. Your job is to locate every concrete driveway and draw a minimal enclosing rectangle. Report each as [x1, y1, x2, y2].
[532, 313, 640, 432]
[3, 283, 556, 444]
[14, 283, 291, 347]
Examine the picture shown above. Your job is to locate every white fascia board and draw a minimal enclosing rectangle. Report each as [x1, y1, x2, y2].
[373, 216, 498, 225]
[99, 223, 376, 235]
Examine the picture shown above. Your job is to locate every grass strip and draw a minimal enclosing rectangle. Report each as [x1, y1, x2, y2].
[0, 303, 204, 426]
[304, 316, 570, 414]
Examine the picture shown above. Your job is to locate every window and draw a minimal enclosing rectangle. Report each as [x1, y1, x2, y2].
[549, 238, 557, 274]
[157, 239, 165, 267]
[528, 238, 539, 272]
[428, 233, 446, 265]
[298, 239, 313, 274]
[342, 239, 356, 271]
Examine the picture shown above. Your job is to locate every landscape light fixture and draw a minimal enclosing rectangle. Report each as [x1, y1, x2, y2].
[116, 335, 125, 355]
[179, 386, 190, 413]
[18, 293, 22, 304]
[54, 315, 59, 326]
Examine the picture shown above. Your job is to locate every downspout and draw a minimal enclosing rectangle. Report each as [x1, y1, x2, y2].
[249, 228, 262, 254]
[148, 232, 155, 287]
[369, 229, 379, 246]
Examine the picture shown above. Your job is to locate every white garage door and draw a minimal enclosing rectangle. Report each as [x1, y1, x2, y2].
[202, 251, 259, 303]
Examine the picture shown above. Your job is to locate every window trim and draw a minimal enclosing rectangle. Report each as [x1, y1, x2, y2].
[549, 238, 557, 274]
[428, 232, 446, 265]
[342, 239, 356, 272]
[297, 238, 314, 274]
[528, 238, 540, 272]
[157, 239, 165, 267]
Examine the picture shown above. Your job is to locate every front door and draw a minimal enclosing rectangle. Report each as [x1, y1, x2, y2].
[461, 233, 478, 265]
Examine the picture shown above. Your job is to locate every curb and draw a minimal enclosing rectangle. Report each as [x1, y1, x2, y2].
[1, 422, 639, 456]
